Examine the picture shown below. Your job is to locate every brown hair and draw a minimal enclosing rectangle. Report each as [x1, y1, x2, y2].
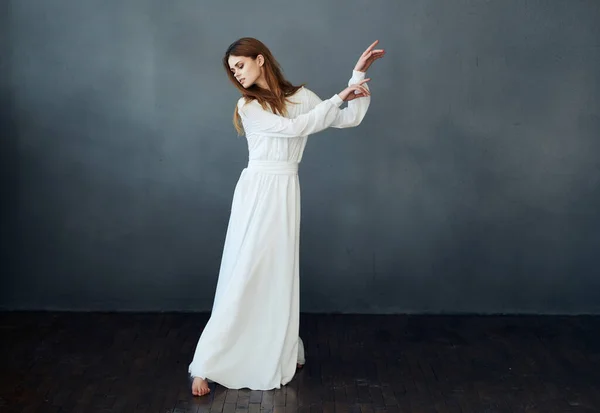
[223, 37, 304, 135]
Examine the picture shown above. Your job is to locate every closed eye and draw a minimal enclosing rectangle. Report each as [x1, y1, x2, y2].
[230, 63, 243, 72]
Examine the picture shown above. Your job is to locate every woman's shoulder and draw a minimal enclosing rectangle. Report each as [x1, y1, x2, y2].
[236, 97, 257, 114]
[237, 96, 249, 107]
[289, 86, 314, 103]
[236, 87, 311, 113]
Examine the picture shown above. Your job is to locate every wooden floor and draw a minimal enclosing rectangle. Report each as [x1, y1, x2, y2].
[1, 312, 599, 413]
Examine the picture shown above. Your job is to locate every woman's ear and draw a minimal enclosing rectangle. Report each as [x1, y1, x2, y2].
[257, 54, 264, 67]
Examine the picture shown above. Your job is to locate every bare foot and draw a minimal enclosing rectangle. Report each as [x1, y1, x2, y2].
[191, 377, 210, 396]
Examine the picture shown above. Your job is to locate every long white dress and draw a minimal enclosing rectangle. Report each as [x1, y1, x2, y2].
[188, 70, 370, 390]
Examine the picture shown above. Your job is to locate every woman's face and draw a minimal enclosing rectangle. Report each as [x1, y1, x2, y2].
[228, 55, 263, 88]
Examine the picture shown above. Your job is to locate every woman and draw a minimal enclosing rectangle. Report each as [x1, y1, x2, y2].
[189, 37, 385, 396]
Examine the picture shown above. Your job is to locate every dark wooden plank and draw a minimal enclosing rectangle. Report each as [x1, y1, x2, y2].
[273, 389, 286, 407]
[249, 390, 262, 404]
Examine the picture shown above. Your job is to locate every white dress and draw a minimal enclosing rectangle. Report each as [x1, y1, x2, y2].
[188, 70, 370, 390]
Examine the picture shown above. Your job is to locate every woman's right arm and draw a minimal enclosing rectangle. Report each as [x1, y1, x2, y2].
[238, 94, 344, 138]
[238, 80, 370, 138]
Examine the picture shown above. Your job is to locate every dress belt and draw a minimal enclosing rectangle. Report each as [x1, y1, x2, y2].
[247, 160, 299, 175]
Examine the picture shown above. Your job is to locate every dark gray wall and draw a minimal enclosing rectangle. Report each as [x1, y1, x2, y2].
[2, 0, 599, 314]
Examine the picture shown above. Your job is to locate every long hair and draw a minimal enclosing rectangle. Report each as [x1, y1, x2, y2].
[223, 37, 304, 135]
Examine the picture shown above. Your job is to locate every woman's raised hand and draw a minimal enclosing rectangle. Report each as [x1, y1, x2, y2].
[354, 40, 385, 73]
[338, 78, 371, 102]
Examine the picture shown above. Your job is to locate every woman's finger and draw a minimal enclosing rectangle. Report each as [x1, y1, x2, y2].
[369, 50, 385, 60]
[363, 40, 379, 55]
[354, 86, 369, 96]
[359, 83, 370, 91]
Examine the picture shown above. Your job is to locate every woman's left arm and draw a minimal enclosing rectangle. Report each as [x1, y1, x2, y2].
[305, 40, 385, 128]
[305, 70, 370, 128]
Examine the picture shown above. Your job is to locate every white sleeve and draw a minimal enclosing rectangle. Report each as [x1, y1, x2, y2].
[238, 94, 344, 138]
[305, 70, 371, 128]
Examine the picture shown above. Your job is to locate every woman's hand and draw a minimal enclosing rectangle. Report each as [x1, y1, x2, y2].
[338, 78, 371, 102]
[354, 40, 385, 73]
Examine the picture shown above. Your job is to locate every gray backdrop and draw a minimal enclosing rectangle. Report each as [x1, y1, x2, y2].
[2, 0, 599, 314]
